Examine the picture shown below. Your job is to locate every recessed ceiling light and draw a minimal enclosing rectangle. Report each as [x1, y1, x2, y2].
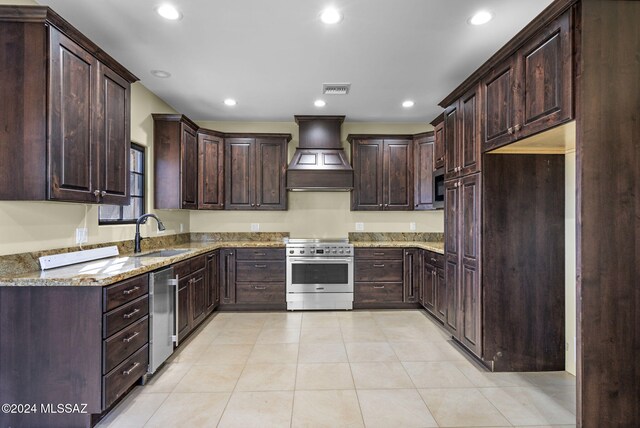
[469, 10, 493, 26]
[150, 69, 171, 78]
[402, 100, 415, 108]
[156, 4, 182, 20]
[224, 98, 237, 106]
[320, 7, 342, 24]
[314, 99, 326, 107]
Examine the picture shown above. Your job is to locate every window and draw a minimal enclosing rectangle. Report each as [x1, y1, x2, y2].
[99, 144, 145, 224]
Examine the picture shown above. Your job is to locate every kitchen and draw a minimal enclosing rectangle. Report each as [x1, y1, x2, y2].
[0, 0, 638, 427]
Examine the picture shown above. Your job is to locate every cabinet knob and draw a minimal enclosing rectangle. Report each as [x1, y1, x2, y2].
[415, 204, 419, 207]
[94, 189, 101, 196]
[379, 204, 383, 208]
[251, 203, 255, 207]
[514, 124, 521, 132]
[384, 204, 389, 207]
[183, 201, 187, 205]
[256, 203, 261, 207]
[508, 127, 514, 134]
[101, 190, 106, 197]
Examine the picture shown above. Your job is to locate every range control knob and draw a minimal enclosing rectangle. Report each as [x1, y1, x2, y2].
[339, 250, 344, 254]
[289, 250, 294, 254]
[332, 249, 337, 254]
[300, 250, 305, 254]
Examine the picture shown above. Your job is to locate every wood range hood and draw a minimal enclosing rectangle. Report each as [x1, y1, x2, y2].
[286, 115, 354, 191]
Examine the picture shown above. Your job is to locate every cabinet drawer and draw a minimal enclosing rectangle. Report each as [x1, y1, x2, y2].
[355, 260, 403, 282]
[425, 251, 444, 268]
[235, 248, 285, 260]
[103, 316, 149, 374]
[235, 283, 285, 304]
[355, 282, 403, 303]
[236, 261, 285, 282]
[103, 344, 148, 409]
[355, 248, 403, 260]
[103, 295, 149, 338]
[103, 274, 149, 312]
[173, 255, 206, 279]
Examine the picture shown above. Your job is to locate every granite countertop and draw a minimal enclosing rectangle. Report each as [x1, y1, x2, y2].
[0, 240, 285, 287]
[0, 232, 444, 287]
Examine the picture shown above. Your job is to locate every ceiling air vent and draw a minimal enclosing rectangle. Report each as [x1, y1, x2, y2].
[322, 83, 351, 95]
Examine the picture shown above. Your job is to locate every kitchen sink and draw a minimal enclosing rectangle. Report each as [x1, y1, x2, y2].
[134, 249, 191, 258]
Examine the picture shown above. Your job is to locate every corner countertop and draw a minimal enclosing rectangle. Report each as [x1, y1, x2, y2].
[0, 238, 444, 287]
[0, 241, 284, 287]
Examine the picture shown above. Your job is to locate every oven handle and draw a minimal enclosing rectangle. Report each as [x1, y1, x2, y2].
[288, 257, 353, 263]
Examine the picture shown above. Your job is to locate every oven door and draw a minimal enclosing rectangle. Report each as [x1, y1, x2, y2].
[286, 257, 353, 293]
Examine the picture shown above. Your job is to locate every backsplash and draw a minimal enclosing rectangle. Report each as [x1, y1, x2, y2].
[348, 232, 444, 242]
[190, 232, 289, 242]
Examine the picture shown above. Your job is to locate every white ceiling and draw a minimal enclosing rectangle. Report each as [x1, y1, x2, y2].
[38, 0, 553, 122]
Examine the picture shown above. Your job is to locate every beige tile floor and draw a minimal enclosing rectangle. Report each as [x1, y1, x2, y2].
[97, 310, 576, 428]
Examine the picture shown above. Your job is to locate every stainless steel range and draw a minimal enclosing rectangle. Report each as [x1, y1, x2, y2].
[286, 238, 354, 310]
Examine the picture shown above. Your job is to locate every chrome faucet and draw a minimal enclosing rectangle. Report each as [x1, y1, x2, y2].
[134, 213, 166, 253]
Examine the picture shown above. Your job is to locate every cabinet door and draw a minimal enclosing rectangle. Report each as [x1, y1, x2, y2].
[403, 249, 420, 303]
[180, 123, 198, 209]
[190, 270, 207, 327]
[177, 278, 190, 341]
[198, 133, 224, 210]
[444, 180, 460, 335]
[433, 121, 445, 170]
[96, 64, 130, 205]
[423, 260, 436, 314]
[414, 135, 434, 210]
[205, 252, 219, 313]
[219, 249, 236, 304]
[48, 28, 98, 202]
[255, 138, 287, 210]
[443, 104, 459, 181]
[482, 56, 518, 151]
[383, 139, 413, 210]
[459, 173, 482, 355]
[516, 10, 572, 139]
[351, 139, 383, 210]
[459, 87, 481, 176]
[225, 138, 254, 210]
[435, 266, 446, 322]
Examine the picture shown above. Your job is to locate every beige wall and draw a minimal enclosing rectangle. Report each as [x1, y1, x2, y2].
[191, 121, 444, 237]
[0, 83, 187, 255]
[565, 149, 576, 375]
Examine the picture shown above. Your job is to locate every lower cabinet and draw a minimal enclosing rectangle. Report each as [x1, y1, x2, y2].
[219, 248, 286, 309]
[174, 255, 207, 342]
[205, 251, 220, 314]
[421, 251, 445, 323]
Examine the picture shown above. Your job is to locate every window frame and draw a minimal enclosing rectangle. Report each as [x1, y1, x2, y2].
[98, 143, 146, 225]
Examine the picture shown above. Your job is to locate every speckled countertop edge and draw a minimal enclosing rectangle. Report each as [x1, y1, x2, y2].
[0, 239, 444, 287]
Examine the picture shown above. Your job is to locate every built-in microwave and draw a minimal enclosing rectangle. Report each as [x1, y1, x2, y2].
[433, 167, 444, 209]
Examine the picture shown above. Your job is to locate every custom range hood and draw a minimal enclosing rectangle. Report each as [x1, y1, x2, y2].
[287, 115, 353, 191]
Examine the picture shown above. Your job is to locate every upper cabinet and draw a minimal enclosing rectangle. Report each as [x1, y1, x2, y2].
[197, 130, 225, 210]
[431, 114, 445, 170]
[349, 135, 414, 211]
[0, 7, 137, 204]
[444, 85, 482, 181]
[153, 115, 200, 209]
[413, 132, 435, 210]
[481, 10, 573, 151]
[225, 135, 290, 210]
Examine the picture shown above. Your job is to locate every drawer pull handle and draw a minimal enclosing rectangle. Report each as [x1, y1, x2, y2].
[123, 331, 140, 343]
[254, 252, 266, 256]
[254, 264, 267, 268]
[123, 308, 140, 319]
[122, 362, 140, 376]
[373, 264, 385, 267]
[373, 252, 385, 256]
[431, 258, 437, 262]
[122, 286, 140, 295]
[373, 285, 385, 289]
[254, 286, 267, 290]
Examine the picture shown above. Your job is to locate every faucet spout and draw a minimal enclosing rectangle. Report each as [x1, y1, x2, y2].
[134, 213, 166, 253]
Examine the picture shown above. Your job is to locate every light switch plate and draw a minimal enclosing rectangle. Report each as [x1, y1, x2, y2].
[75, 228, 88, 244]
[251, 223, 260, 232]
[355, 222, 364, 231]
[409, 222, 416, 231]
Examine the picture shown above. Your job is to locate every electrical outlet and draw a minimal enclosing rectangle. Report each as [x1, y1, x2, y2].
[75, 228, 88, 244]
[409, 222, 416, 231]
[355, 222, 364, 231]
[251, 223, 260, 232]
[179, 223, 184, 233]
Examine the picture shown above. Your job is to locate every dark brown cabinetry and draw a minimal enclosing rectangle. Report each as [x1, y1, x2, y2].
[205, 251, 220, 314]
[445, 173, 482, 356]
[354, 248, 405, 307]
[0, 8, 136, 204]
[444, 85, 481, 181]
[219, 248, 286, 309]
[225, 135, 290, 210]
[198, 130, 225, 210]
[403, 248, 421, 303]
[421, 251, 445, 323]
[413, 132, 435, 210]
[153, 114, 200, 209]
[431, 114, 445, 170]
[173, 255, 207, 341]
[349, 136, 414, 211]
[482, 10, 573, 152]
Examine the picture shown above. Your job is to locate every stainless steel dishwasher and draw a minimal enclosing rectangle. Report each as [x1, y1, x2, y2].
[147, 266, 179, 375]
